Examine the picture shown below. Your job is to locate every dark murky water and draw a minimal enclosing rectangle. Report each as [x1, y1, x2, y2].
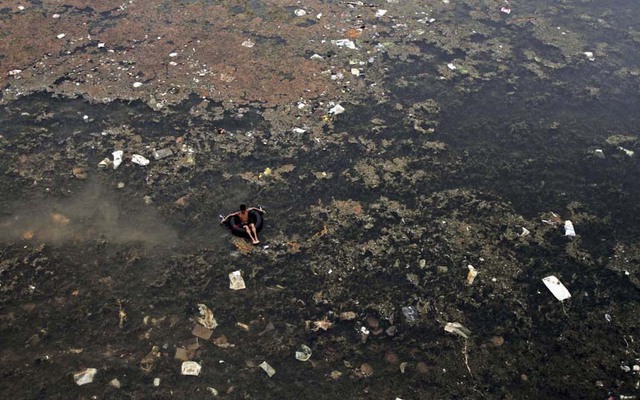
[2, 1, 640, 399]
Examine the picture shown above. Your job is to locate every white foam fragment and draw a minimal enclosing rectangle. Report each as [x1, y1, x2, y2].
[542, 276, 571, 301]
[564, 220, 576, 237]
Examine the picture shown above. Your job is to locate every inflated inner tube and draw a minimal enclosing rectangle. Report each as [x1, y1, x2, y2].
[226, 210, 263, 238]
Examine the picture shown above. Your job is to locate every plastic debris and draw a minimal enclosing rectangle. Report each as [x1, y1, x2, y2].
[310, 53, 323, 60]
[294, 9, 307, 17]
[375, 9, 388, 17]
[465, 265, 478, 285]
[98, 157, 112, 168]
[131, 154, 150, 166]
[594, 149, 605, 158]
[351, 68, 361, 76]
[109, 378, 121, 388]
[564, 220, 576, 237]
[444, 322, 471, 339]
[333, 39, 356, 49]
[112, 150, 123, 169]
[329, 104, 345, 115]
[207, 387, 219, 396]
[197, 304, 218, 329]
[57, 33, 66, 39]
[181, 361, 202, 376]
[339, 311, 357, 320]
[8, 69, 22, 76]
[133, 82, 143, 88]
[153, 377, 160, 386]
[447, 63, 457, 71]
[153, 148, 174, 160]
[401, 306, 418, 323]
[583, 51, 595, 61]
[241, 39, 255, 48]
[618, 146, 634, 157]
[229, 270, 246, 290]
[192, 324, 213, 340]
[259, 361, 276, 377]
[520, 227, 531, 237]
[500, 7, 511, 14]
[292, 127, 307, 134]
[295, 344, 312, 362]
[542, 276, 571, 301]
[73, 368, 97, 386]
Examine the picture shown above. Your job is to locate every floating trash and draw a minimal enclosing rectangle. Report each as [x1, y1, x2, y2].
[564, 220, 576, 237]
[112, 150, 123, 170]
[295, 344, 312, 362]
[153, 148, 174, 160]
[229, 270, 246, 290]
[197, 303, 217, 329]
[73, 368, 97, 386]
[333, 39, 356, 49]
[444, 322, 471, 339]
[98, 157, 112, 168]
[465, 265, 478, 285]
[401, 306, 418, 323]
[542, 276, 571, 301]
[329, 104, 345, 115]
[259, 361, 276, 377]
[181, 361, 202, 376]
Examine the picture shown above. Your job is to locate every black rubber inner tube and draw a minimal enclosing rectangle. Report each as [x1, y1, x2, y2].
[226, 210, 263, 238]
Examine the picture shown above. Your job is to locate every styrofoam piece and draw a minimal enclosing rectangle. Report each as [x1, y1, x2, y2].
[564, 220, 576, 237]
[229, 270, 246, 290]
[112, 150, 123, 169]
[542, 276, 571, 301]
[181, 361, 201, 376]
[131, 154, 150, 166]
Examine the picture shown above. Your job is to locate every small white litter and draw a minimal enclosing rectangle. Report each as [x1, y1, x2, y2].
[229, 270, 246, 290]
[131, 154, 150, 166]
[583, 51, 595, 61]
[292, 127, 307, 134]
[618, 146, 634, 157]
[329, 104, 345, 115]
[444, 322, 471, 339]
[8, 69, 22, 76]
[564, 220, 576, 237]
[112, 150, 123, 170]
[241, 39, 255, 48]
[294, 9, 307, 17]
[295, 344, 312, 362]
[181, 361, 202, 376]
[73, 368, 97, 386]
[259, 361, 276, 377]
[447, 63, 457, 71]
[334, 39, 356, 49]
[57, 33, 66, 39]
[465, 265, 478, 285]
[542, 276, 571, 301]
[375, 9, 388, 17]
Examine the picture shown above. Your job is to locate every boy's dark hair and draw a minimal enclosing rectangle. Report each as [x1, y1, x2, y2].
[240, 204, 247, 211]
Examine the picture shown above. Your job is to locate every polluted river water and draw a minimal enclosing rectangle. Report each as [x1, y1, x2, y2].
[1, 0, 640, 399]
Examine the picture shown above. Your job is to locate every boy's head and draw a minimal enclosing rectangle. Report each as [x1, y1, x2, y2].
[240, 204, 247, 211]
